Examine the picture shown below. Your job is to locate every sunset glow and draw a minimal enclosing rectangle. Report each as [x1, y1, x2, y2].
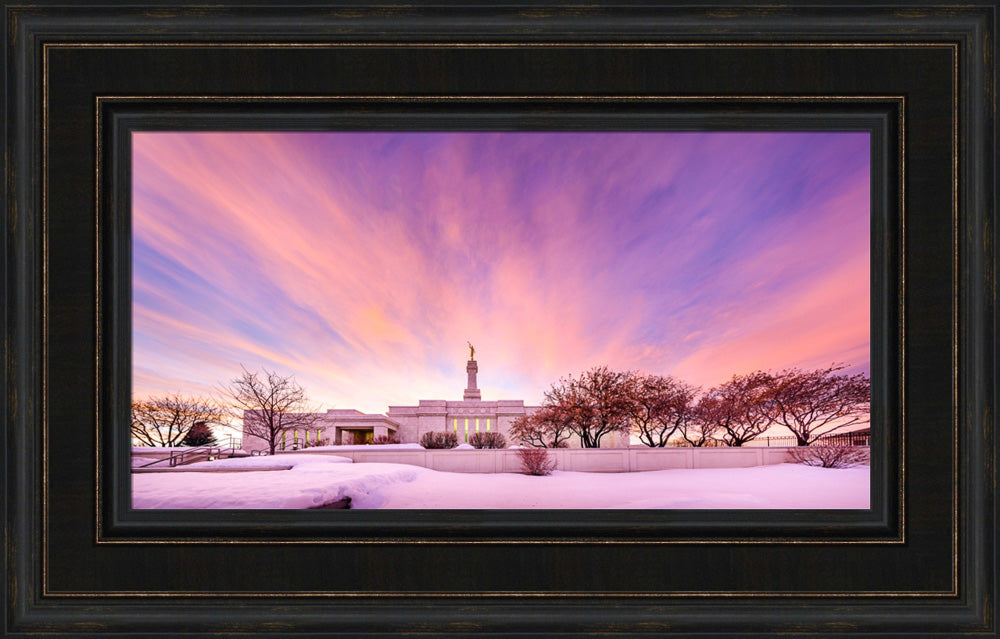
[132, 131, 870, 414]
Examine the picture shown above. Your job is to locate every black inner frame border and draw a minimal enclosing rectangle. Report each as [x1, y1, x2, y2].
[96, 97, 903, 544]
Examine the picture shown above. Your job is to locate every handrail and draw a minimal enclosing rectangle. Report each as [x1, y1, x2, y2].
[169, 444, 220, 467]
[135, 434, 243, 468]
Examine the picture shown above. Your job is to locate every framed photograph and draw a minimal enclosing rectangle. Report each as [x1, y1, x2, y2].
[128, 127, 875, 512]
[5, 2, 995, 637]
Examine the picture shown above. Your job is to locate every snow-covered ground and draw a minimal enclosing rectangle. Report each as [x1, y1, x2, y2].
[131, 454, 869, 510]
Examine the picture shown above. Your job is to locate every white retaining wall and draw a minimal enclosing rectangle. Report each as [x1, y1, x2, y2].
[271, 446, 816, 473]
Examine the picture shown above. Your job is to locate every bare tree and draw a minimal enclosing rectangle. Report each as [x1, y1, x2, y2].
[544, 366, 633, 448]
[131, 394, 224, 447]
[626, 374, 701, 447]
[509, 405, 574, 448]
[766, 364, 871, 446]
[220, 367, 322, 455]
[697, 371, 777, 447]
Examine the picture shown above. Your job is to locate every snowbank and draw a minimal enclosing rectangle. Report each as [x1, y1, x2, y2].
[132, 458, 416, 509]
[132, 457, 869, 510]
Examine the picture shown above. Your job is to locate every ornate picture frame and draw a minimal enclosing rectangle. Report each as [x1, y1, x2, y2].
[4, 3, 995, 636]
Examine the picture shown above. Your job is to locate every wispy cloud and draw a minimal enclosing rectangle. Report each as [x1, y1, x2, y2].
[133, 131, 870, 410]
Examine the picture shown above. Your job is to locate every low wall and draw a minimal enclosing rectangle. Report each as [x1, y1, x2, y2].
[272, 446, 818, 473]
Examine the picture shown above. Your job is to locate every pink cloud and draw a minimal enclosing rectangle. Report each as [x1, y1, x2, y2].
[133, 131, 870, 412]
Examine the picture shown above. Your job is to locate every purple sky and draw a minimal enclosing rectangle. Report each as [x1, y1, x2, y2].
[132, 131, 870, 414]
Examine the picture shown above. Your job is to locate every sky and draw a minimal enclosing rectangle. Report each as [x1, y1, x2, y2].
[132, 131, 870, 416]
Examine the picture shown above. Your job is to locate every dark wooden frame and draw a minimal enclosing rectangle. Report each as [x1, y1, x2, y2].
[4, 2, 996, 637]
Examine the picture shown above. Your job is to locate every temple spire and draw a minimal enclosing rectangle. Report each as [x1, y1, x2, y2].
[464, 348, 481, 401]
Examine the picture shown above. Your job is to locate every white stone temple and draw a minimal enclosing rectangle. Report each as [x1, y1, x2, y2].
[323, 357, 537, 445]
[241, 354, 629, 451]
[241, 355, 536, 449]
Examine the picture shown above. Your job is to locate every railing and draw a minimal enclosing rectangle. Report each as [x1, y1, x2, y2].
[168, 444, 222, 467]
[136, 435, 243, 468]
[756, 431, 870, 447]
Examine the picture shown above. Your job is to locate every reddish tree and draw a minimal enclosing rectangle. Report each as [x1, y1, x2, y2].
[545, 366, 632, 448]
[697, 371, 777, 447]
[766, 365, 871, 446]
[672, 401, 723, 447]
[626, 374, 700, 447]
[509, 404, 574, 448]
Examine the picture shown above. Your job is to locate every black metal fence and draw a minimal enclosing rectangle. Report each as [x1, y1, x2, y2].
[756, 430, 870, 447]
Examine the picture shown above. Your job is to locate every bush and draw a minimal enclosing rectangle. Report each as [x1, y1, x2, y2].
[420, 431, 459, 449]
[666, 438, 727, 448]
[370, 434, 401, 445]
[181, 422, 217, 447]
[517, 447, 556, 475]
[788, 445, 869, 468]
[469, 431, 506, 449]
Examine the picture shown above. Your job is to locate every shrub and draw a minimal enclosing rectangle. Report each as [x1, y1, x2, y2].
[666, 438, 727, 448]
[469, 431, 506, 449]
[517, 447, 556, 475]
[370, 434, 401, 445]
[181, 422, 217, 447]
[788, 445, 869, 468]
[420, 431, 459, 449]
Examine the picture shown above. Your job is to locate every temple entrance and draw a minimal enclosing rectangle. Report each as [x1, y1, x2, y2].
[332, 423, 394, 444]
[351, 429, 374, 444]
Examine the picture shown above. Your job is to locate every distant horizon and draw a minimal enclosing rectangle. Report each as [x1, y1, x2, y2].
[133, 131, 870, 415]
